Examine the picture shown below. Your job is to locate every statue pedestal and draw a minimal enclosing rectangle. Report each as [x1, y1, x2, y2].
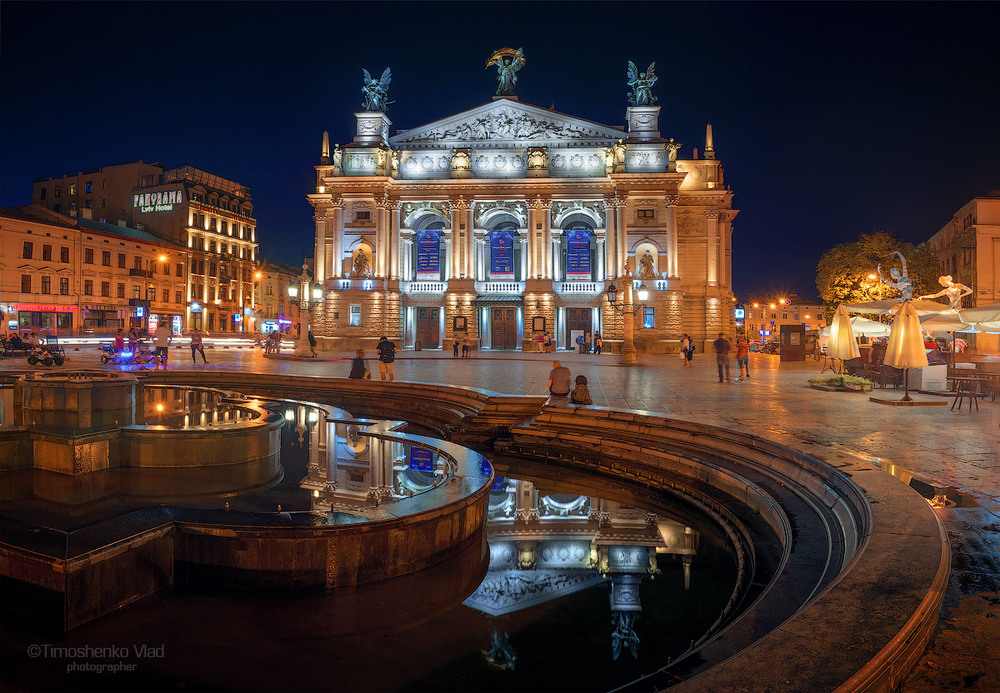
[354, 112, 391, 146]
[626, 106, 661, 141]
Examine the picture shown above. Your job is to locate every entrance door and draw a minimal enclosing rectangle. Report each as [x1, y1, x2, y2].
[491, 307, 519, 350]
[415, 307, 440, 348]
[566, 308, 591, 349]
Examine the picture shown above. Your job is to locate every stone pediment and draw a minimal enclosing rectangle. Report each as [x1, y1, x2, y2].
[390, 99, 624, 150]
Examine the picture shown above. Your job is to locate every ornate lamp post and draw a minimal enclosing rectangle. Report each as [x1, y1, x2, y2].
[605, 261, 648, 366]
[289, 262, 323, 358]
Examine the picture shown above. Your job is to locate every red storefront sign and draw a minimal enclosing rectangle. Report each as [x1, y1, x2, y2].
[11, 304, 78, 312]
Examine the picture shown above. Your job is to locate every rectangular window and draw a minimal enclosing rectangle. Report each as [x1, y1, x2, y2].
[783, 313, 788, 320]
[101, 281, 110, 297]
[60, 246, 70, 263]
[102, 251, 111, 266]
[637, 208, 655, 220]
[349, 304, 362, 327]
[209, 262, 217, 276]
[84, 280, 94, 295]
[85, 199, 93, 209]
[209, 286, 216, 301]
[175, 290, 183, 304]
[41, 244, 53, 261]
[41, 276, 51, 294]
[118, 253, 126, 268]
[793, 313, 799, 320]
[162, 289, 169, 303]
[209, 241, 217, 253]
[84, 248, 94, 264]
[69, 183, 77, 195]
[176, 262, 183, 277]
[60, 278, 69, 295]
[133, 285, 141, 299]
[53, 203, 61, 213]
[69, 201, 77, 212]
[163, 262, 170, 276]
[40, 188, 47, 200]
[642, 306, 655, 329]
[21, 275, 32, 292]
[85, 181, 93, 194]
[55, 186, 61, 198]
[135, 256, 143, 270]
[208, 313, 215, 330]
[117, 283, 125, 298]
[22, 241, 33, 259]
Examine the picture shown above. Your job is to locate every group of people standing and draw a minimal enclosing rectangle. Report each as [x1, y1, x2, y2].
[452, 335, 472, 357]
[573, 331, 603, 354]
[711, 333, 751, 383]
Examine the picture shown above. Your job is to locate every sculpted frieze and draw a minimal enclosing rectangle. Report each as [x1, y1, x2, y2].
[402, 201, 451, 227]
[550, 200, 606, 225]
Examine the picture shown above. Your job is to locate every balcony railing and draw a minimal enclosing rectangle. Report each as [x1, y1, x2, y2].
[129, 268, 152, 278]
[475, 281, 525, 294]
[556, 282, 601, 295]
[632, 279, 668, 291]
[401, 281, 447, 294]
[331, 278, 382, 291]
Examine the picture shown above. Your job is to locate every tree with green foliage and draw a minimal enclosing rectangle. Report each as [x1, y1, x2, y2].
[815, 232, 940, 320]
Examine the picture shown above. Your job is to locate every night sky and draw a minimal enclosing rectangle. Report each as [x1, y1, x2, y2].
[3, 2, 998, 300]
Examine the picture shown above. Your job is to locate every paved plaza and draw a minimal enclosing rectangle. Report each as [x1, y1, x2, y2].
[2, 345, 997, 691]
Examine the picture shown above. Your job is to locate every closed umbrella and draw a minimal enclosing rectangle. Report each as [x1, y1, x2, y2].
[885, 302, 929, 401]
[819, 316, 891, 338]
[828, 304, 860, 373]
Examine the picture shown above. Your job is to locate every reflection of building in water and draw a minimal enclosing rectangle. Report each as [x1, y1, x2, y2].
[299, 417, 442, 507]
[465, 478, 698, 661]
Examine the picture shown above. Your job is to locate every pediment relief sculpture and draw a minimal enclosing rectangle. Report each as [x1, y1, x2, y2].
[474, 200, 527, 227]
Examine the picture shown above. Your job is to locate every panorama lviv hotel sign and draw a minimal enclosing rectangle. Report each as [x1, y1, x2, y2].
[133, 188, 184, 213]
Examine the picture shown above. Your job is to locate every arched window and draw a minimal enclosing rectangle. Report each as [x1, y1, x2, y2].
[412, 215, 446, 281]
[488, 220, 519, 280]
[562, 221, 596, 281]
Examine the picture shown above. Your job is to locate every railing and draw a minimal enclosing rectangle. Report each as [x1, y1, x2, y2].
[332, 278, 382, 291]
[557, 282, 600, 294]
[129, 268, 152, 278]
[632, 279, 667, 291]
[401, 281, 447, 294]
[475, 281, 525, 294]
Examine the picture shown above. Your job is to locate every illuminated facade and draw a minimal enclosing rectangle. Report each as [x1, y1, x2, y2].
[308, 95, 737, 352]
[32, 162, 259, 334]
[253, 262, 302, 335]
[0, 205, 188, 336]
[742, 295, 825, 340]
[925, 190, 1000, 308]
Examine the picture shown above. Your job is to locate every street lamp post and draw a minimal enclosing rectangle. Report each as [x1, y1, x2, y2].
[290, 262, 322, 358]
[605, 261, 648, 366]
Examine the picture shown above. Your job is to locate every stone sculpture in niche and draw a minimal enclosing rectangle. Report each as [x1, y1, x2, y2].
[638, 251, 656, 278]
[351, 248, 372, 278]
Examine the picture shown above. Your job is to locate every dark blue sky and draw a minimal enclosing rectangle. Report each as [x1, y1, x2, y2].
[3, 2, 998, 300]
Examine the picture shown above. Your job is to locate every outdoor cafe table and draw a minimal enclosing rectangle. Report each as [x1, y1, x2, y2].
[947, 375, 985, 412]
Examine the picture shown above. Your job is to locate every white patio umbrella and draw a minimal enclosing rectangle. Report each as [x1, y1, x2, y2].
[827, 304, 860, 373]
[959, 303, 1000, 332]
[819, 316, 891, 338]
[845, 298, 949, 316]
[919, 309, 976, 367]
[885, 301, 929, 401]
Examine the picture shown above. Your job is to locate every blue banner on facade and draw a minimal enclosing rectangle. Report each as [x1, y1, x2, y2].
[416, 230, 440, 275]
[409, 447, 434, 472]
[566, 228, 591, 278]
[490, 230, 514, 276]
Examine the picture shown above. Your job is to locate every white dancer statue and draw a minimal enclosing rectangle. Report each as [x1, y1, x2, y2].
[918, 275, 973, 310]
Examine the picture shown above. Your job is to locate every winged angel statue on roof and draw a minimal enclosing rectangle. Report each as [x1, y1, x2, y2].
[486, 47, 526, 97]
[627, 61, 658, 106]
[361, 67, 392, 112]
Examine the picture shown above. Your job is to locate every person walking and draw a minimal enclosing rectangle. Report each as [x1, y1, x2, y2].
[547, 360, 572, 401]
[736, 335, 750, 382]
[376, 336, 396, 380]
[153, 322, 172, 370]
[569, 375, 593, 405]
[190, 329, 208, 363]
[308, 329, 317, 357]
[593, 331, 602, 355]
[680, 333, 694, 367]
[348, 350, 370, 379]
[713, 333, 731, 383]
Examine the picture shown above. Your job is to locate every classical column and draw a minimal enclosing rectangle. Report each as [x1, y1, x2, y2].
[314, 209, 327, 283]
[541, 199, 552, 279]
[706, 210, 720, 286]
[377, 196, 390, 278]
[390, 200, 401, 280]
[595, 234, 605, 282]
[331, 198, 344, 279]
[665, 194, 679, 279]
[527, 203, 538, 277]
[519, 231, 529, 281]
[616, 194, 628, 274]
[552, 232, 562, 282]
[450, 198, 469, 278]
[463, 203, 474, 278]
[444, 232, 453, 281]
[604, 197, 617, 277]
[475, 233, 487, 282]
[718, 212, 728, 287]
